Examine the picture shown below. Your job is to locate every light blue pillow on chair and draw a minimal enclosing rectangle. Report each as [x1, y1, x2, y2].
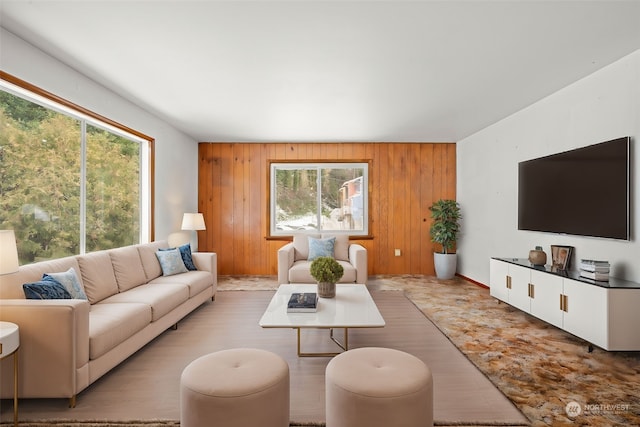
[308, 236, 336, 261]
[156, 248, 189, 276]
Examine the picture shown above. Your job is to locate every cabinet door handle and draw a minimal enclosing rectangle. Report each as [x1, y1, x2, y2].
[506, 276, 512, 289]
[559, 294, 568, 312]
[529, 283, 534, 299]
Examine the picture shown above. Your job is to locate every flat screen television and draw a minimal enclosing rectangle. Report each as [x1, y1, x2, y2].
[518, 137, 631, 240]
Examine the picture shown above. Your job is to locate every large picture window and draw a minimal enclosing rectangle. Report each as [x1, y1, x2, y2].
[0, 75, 152, 264]
[269, 161, 369, 236]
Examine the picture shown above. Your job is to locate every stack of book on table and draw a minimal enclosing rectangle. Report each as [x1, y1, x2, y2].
[579, 259, 610, 281]
[286, 292, 318, 313]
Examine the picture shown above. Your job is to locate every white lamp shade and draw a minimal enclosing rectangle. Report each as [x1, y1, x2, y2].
[0, 230, 19, 275]
[181, 213, 206, 231]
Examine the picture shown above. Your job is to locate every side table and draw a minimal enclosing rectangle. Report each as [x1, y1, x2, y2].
[0, 321, 19, 427]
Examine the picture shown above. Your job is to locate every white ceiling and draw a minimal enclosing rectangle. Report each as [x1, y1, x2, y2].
[1, 1, 640, 143]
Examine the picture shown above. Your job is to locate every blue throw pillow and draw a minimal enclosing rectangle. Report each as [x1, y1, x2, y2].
[156, 248, 189, 276]
[308, 236, 336, 261]
[160, 243, 197, 271]
[43, 267, 88, 300]
[177, 243, 197, 271]
[23, 279, 72, 300]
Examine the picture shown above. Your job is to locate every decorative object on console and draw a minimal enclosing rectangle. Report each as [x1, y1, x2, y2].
[310, 256, 344, 298]
[579, 259, 610, 282]
[181, 213, 206, 252]
[550, 245, 573, 270]
[528, 246, 547, 266]
[428, 199, 462, 279]
[0, 230, 19, 275]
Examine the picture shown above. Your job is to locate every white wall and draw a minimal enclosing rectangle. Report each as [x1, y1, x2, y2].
[0, 28, 198, 242]
[458, 49, 640, 285]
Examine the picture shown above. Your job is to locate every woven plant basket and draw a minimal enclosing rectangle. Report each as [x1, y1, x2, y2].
[317, 281, 336, 298]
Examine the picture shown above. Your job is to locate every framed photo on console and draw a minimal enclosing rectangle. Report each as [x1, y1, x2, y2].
[551, 245, 573, 270]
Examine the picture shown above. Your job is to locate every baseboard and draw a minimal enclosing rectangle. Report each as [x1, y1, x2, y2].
[456, 273, 489, 289]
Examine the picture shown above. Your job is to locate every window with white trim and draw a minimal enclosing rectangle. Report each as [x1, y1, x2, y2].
[269, 162, 369, 236]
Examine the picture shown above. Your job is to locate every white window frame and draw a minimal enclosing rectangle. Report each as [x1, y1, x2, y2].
[269, 161, 369, 237]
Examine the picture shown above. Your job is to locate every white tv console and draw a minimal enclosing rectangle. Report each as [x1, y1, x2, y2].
[490, 257, 640, 351]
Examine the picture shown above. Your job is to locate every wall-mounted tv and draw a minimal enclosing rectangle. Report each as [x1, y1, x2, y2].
[518, 137, 631, 240]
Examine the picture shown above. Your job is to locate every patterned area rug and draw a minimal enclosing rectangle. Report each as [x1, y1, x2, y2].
[220, 275, 640, 426]
[376, 275, 640, 426]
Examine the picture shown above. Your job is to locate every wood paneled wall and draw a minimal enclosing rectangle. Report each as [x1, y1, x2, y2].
[198, 143, 456, 276]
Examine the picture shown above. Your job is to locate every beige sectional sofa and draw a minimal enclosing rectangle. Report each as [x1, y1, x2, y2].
[0, 240, 217, 407]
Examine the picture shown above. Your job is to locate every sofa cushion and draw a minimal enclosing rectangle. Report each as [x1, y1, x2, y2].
[77, 251, 119, 304]
[156, 249, 189, 276]
[137, 241, 169, 282]
[89, 302, 152, 360]
[23, 278, 72, 299]
[101, 283, 189, 321]
[308, 236, 336, 260]
[322, 234, 350, 261]
[109, 246, 148, 292]
[43, 267, 87, 300]
[289, 260, 356, 283]
[293, 233, 320, 261]
[148, 271, 212, 298]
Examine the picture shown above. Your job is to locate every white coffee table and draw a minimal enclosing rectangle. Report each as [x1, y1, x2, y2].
[259, 284, 385, 357]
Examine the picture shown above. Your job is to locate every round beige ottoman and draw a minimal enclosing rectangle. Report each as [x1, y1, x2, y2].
[325, 347, 433, 427]
[180, 348, 290, 427]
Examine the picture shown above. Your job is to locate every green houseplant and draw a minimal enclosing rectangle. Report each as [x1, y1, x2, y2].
[429, 199, 462, 279]
[310, 256, 344, 298]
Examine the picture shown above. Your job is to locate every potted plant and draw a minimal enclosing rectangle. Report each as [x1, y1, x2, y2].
[429, 199, 462, 279]
[310, 256, 344, 298]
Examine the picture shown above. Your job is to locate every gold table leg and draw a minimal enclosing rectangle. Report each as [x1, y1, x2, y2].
[296, 328, 349, 357]
[13, 348, 18, 427]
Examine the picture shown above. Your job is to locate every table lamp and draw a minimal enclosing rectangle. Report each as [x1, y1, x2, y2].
[0, 230, 19, 275]
[181, 213, 206, 252]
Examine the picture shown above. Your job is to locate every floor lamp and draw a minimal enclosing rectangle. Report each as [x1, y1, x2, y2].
[181, 213, 206, 252]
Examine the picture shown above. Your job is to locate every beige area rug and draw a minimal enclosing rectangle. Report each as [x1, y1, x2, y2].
[221, 275, 640, 426]
[0, 277, 528, 427]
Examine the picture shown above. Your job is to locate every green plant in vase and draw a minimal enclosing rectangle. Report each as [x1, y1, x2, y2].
[310, 256, 344, 298]
[429, 199, 462, 279]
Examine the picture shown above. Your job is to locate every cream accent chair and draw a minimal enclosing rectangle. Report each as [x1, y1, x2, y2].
[277, 234, 367, 284]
